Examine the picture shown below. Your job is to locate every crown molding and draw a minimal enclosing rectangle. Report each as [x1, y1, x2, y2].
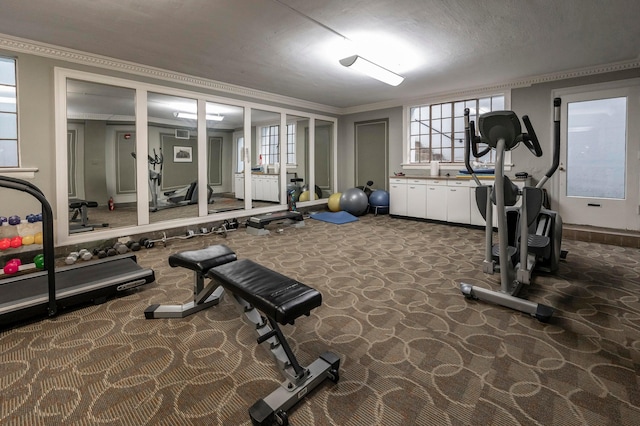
[0, 33, 342, 116]
[2, 33, 639, 117]
[342, 57, 640, 115]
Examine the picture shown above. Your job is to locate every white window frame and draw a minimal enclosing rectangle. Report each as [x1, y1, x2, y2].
[260, 123, 297, 166]
[402, 90, 511, 171]
[0, 56, 19, 168]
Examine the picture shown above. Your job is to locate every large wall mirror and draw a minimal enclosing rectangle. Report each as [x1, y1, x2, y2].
[57, 69, 337, 245]
[206, 101, 244, 215]
[315, 119, 334, 198]
[66, 79, 137, 235]
[250, 109, 282, 208]
[146, 92, 203, 225]
[286, 114, 309, 201]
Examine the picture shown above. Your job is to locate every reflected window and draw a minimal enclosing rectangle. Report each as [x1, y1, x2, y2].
[260, 125, 279, 164]
[259, 123, 296, 165]
[286, 123, 296, 164]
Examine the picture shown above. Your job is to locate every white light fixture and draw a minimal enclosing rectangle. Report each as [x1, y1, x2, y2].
[339, 55, 404, 86]
[173, 112, 224, 121]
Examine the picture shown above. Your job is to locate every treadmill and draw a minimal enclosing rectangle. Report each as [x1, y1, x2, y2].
[0, 176, 155, 328]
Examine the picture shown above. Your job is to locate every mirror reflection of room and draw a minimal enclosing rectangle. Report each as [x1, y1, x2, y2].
[66, 79, 137, 235]
[146, 92, 204, 225]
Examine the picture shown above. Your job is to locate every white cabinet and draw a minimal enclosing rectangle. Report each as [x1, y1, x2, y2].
[406, 179, 427, 218]
[236, 174, 279, 202]
[447, 180, 471, 224]
[390, 176, 530, 227]
[253, 175, 279, 202]
[235, 173, 244, 199]
[426, 180, 447, 221]
[389, 178, 407, 216]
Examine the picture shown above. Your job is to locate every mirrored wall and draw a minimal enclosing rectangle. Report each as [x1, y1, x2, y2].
[56, 69, 337, 243]
[66, 79, 137, 234]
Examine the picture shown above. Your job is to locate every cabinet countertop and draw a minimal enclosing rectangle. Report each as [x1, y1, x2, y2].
[389, 175, 497, 181]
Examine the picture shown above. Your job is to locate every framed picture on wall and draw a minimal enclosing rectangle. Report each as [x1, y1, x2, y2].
[173, 146, 192, 163]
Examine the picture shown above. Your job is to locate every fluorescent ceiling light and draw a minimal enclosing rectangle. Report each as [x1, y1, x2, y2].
[339, 55, 404, 86]
[174, 112, 224, 121]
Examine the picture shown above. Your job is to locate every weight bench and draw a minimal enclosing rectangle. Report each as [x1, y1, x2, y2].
[145, 245, 340, 425]
[69, 199, 108, 233]
[247, 211, 304, 236]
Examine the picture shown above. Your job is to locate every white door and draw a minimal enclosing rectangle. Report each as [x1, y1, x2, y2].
[556, 82, 640, 231]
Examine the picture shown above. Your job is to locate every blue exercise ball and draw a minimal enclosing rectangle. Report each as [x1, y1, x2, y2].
[369, 190, 389, 208]
[340, 188, 369, 216]
[369, 190, 390, 215]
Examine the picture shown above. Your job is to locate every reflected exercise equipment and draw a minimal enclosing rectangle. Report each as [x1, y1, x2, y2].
[133, 149, 214, 212]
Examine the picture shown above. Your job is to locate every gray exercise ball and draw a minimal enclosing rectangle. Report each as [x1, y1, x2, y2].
[340, 188, 369, 216]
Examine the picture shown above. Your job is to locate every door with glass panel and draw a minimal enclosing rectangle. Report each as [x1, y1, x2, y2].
[558, 85, 640, 231]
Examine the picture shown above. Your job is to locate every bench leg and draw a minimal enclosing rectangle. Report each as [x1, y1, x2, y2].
[249, 352, 340, 426]
[145, 280, 224, 319]
[232, 294, 340, 425]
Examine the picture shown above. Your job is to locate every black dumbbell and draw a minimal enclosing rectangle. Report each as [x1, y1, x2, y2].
[139, 238, 154, 249]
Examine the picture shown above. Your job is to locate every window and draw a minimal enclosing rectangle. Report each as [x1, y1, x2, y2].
[260, 123, 296, 165]
[409, 95, 504, 164]
[0, 56, 18, 167]
[260, 125, 279, 165]
[286, 123, 296, 164]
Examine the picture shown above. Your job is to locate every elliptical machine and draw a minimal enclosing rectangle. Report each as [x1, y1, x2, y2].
[459, 98, 565, 322]
[133, 149, 214, 212]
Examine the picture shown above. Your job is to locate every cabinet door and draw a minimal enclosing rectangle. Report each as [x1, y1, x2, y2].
[268, 177, 279, 202]
[426, 185, 447, 221]
[389, 182, 407, 216]
[235, 174, 244, 199]
[407, 184, 427, 218]
[447, 186, 470, 224]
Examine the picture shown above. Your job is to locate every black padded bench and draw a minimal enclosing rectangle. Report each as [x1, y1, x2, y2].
[145, 245, 340, 426]
[207, 258, 321, 325]
[69, 199, 108, 233]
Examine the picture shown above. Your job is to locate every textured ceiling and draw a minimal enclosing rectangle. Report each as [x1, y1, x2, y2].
[0, 0, 639, 109]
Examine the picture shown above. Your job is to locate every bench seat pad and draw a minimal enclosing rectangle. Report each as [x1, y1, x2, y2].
[169, 244, 237, 275]
[69, 200, 98, 209]
[208, 258, 321, 325]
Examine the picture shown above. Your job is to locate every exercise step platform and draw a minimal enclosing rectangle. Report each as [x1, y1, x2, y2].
[247, 211, 304, 236]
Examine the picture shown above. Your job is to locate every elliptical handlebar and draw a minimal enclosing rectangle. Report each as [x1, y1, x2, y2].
[464, 108, 492, 186]
[521, 115, 543, 157]
[536, 97, 562, 189]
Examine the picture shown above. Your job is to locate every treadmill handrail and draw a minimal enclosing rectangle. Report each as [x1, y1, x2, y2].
[0, 176, 57, 316]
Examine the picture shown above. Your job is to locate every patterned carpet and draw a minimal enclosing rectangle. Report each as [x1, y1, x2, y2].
[1, 214, 640, 425]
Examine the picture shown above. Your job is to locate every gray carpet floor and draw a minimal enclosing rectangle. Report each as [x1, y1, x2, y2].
[1, 214, 639, 425]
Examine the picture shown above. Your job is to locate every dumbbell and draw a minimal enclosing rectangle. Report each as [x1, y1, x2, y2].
[3, 258, 21, 275]
[78, 249, 93, 261]
[33, 253, 45, 269]
[93, 248, 108, 259]
[139, 237, 154, 249]
[125, 240, 141, 251]
[10, 236, 22, 248]
[65, 252, 79, 264]
[113, 242, 128, 255]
